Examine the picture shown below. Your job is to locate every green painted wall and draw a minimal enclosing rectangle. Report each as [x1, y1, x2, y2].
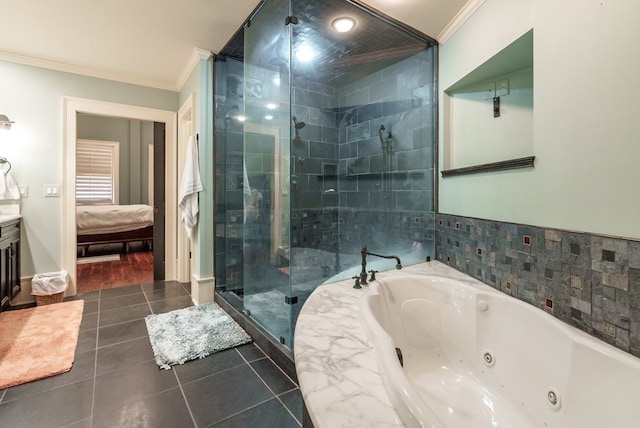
[438, 0, 640, 239]
[0, 59, 178, 277]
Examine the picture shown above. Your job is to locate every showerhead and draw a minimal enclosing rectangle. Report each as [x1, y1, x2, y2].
[292, 116, 306, 129]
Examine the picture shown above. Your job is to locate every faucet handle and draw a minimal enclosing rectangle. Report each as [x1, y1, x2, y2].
[352, 276, 362, 289]
[368, 270, 378, 281]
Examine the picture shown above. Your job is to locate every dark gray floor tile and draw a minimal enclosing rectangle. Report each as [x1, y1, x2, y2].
[236, 343, 266, 362]
[182, 364, 273, 427]
[98, 319, 148, 348]
[99, 302, 151, 327]
[174, 347, 245, 385]
[93, 360, 178, 415]
[3, 349, 96, 403]
[96, 337, 155, 376]
[81, 299, 99, 315]
[209, 398, 300, 428]
[80, 311, 98, 331]
[279, 389, 303, 424]
[76, 327, 97, 354]
[149, 295, 193, 314]
[141, 280, 179, 293]
[68, 291, 100, 303]
[0, 379, 93, 428]
[100, 284, 143, 299]
[100, 292, 148, 311]
[61, 417, 92, 428]
[144, 283, 190, 302]
[251, 358, 297, 395]
[92, 387, 194, 428]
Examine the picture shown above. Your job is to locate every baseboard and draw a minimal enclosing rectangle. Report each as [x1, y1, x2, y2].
[191, 275, 214, 306]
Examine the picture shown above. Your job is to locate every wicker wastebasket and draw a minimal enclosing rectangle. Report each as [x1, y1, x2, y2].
[31, 271, 69, 305]
[35, 292, 65, 306]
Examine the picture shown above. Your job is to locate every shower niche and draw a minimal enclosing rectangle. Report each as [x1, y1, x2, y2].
[214, 0, 438, 347]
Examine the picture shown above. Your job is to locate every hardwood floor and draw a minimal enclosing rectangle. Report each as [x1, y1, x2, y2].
[76, 243, 153, 293]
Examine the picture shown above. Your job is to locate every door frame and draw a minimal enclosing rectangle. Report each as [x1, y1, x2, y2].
[62, 96, 178, 295]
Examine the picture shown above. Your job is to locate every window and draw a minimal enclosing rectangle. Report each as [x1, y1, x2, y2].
[76, 140, 119, 205]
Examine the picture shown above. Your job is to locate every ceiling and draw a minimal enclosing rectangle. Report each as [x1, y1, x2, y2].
[0, 0, 469, 91]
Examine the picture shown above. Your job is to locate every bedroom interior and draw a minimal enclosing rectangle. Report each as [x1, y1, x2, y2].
[74, 114, 156, 292]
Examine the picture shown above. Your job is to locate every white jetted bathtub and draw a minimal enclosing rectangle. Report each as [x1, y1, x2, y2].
[360, 274, 640, 428]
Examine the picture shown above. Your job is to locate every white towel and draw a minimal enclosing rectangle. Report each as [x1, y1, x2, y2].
[178, 135, 203, 239]
[0, 171, 20, 200]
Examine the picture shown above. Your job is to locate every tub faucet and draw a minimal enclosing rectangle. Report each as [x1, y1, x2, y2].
[359, 245, 402, 285]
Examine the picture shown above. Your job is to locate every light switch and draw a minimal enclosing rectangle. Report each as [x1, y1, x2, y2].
[44, 184, 61, 197]
[18, 185, 28, 198]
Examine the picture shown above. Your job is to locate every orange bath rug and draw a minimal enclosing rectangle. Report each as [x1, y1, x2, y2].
[0, 300, 84, 389]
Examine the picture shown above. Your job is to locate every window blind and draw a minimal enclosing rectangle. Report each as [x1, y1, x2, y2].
[76, 140, 119, 205]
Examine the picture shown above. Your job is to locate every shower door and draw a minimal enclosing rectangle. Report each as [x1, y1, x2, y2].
[242, 0, 293, 345]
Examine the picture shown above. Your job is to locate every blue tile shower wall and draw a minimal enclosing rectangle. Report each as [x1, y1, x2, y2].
[290, 49, 437, 261]
[436, 213, 640, 358]
[337, 50, 435, 215]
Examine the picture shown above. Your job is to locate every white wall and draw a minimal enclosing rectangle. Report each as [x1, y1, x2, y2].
[0, 59, 178, 277]
[438, 0, 640, 239]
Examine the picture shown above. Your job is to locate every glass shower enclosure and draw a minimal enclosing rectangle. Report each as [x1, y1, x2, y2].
[214, 0, 438, 348]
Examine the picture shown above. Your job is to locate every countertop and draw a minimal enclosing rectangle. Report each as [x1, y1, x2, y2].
[0, 214, 21, 224]
[294, 260, 470, 428]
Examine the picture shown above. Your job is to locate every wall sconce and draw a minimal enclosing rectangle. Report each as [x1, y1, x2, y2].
[0, 115, 14, 131]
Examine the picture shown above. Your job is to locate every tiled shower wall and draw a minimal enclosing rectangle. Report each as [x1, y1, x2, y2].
[436, 213, 640, 358]
[289, 48, 437, 259]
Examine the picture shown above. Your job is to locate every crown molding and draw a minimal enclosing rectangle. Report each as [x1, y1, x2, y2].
[437, 0, 486, 45]
[196, 48, 213, 61]
[0, 50, 179, 92]
[175, 48, 213, 91]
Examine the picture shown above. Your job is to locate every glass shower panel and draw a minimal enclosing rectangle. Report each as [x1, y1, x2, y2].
[242, 0, 293, 345]
[288, 0, 437, 310]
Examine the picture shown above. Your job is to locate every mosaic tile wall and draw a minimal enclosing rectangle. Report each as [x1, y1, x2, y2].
[436, 213, 640, 358]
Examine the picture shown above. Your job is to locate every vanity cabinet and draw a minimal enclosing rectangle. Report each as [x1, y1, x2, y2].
[0, 218, 20, 311]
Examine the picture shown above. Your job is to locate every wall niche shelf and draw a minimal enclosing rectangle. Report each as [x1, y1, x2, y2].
[441, 155, 535, 178]
[443, 30, 534, 172]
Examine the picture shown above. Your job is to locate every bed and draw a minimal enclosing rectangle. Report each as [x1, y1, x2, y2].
[76, 204, 154, 256]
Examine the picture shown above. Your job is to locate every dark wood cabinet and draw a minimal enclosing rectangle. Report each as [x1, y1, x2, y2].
[0, 218, 20, 311]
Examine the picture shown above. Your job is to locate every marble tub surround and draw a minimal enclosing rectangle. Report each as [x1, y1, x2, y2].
[294, 261, 476, 428]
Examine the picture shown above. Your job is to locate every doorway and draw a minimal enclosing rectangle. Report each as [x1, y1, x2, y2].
[74, 116, 160, 293]
[62, 97, 179, 296]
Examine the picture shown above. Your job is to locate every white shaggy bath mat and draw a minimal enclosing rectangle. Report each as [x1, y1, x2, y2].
[145, 303, 252, 369]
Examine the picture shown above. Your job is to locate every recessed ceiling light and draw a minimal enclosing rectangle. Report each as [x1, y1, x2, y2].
[332, 17, 356, 33]
[296, 46, 315, 62]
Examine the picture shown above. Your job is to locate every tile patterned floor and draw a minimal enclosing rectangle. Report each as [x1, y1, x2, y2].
[0, 282, 303, 428]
